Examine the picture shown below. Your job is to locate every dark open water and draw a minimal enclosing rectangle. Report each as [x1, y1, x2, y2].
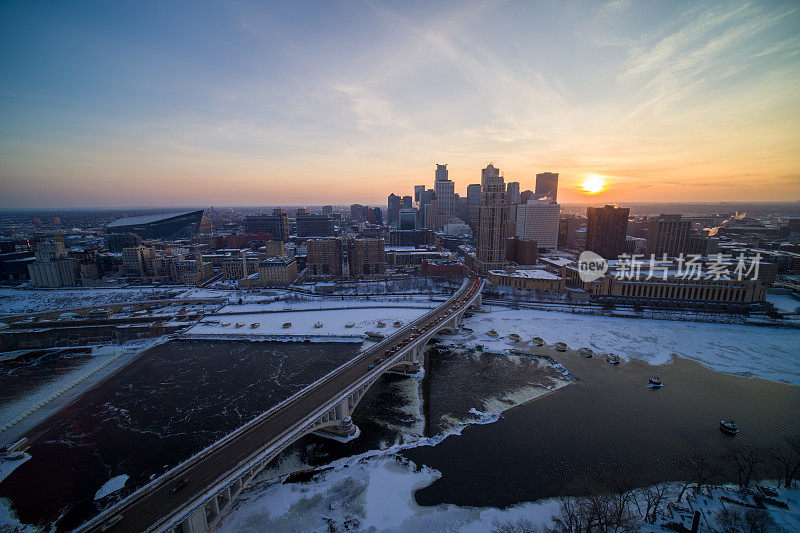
[260, 343, 565, 476]
[0, 348, 94, 406]
[404, 348, 800, 507]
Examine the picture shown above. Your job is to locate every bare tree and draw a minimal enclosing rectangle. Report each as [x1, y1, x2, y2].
[725, 446, 762, 490]
[582, 490, 610, 531]
[492, 517, 539, 533]
[769, 436, 800, 488]
[605, 488, 637, 532]
[550, 485, 638, 533]
[715, 506, 745, 532]
[550, 496, 583, 533]
[788, 436, 800, 483]
[636, 483, 673, 523]
[743, 508, 774, 533]
[678, 451, 721, 500]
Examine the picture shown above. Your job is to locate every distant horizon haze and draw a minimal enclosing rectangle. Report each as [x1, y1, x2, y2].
[1, 169, 799, 209]
[2, 200, 798, 216]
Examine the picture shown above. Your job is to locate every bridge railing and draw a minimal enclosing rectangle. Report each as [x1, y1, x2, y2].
[78, 276, 480, 533]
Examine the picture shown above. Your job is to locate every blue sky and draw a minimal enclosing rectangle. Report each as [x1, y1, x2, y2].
[1, 0, 798, 207]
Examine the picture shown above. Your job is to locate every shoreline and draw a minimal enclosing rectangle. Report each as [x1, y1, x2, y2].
[218, 427, 800, 532]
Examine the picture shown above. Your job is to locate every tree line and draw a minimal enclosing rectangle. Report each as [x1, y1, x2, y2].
[493, 436, 800, 532]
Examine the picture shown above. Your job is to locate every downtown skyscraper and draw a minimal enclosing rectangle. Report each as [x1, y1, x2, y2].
[586, 204, 629, 259]
[516, 200, 560, 250]
[434, 164, 455, 216]
[645, 214, 691, 257]
[475, 164, 508, 274]
[466, 183, 481, 229]
[506, 181, 521, 205]
[535, 172, 559, 202]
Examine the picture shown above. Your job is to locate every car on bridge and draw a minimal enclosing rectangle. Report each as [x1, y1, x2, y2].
[171, 478, 190, 493]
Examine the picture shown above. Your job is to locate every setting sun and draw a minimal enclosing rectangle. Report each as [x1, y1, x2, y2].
[580, 174, 607, 195]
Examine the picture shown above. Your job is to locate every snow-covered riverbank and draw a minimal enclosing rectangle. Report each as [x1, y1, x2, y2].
[219, 444, 800, 532]
[456, 307, 800, 385]
[186, 306, 434, 338]
[0, 287, 179, 317]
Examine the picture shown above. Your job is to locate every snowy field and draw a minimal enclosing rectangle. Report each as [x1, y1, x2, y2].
[216, 296, 440, 314]
[219, 447, 800, 533]
[179, 279, 453, 301]
[0, 287, 179, 316]
[178, 288, 265, 301]
[218, 410, 541, 533]
[456, 308, 800, 385]
[767, 293, 800, 313]
[299, 278, 454, 295]
[218, 454, 563, 533]
[186, 307, 434, 338]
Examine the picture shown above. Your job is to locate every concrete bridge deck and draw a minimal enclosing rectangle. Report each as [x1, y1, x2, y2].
[78, 275, 483, 533]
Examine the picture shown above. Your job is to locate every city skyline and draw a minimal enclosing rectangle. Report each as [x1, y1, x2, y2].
[2, 0, 799, 208]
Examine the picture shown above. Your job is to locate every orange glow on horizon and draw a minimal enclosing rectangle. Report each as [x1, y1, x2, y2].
[579, 174, 607, 195]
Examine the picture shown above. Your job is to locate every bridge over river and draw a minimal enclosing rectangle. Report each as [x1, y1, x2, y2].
[78, 276, 483, 533]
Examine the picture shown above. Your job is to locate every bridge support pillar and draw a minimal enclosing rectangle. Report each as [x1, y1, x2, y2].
[391, 344, 424, 374]
[313, 416, 360, 442]
[472, 293, 482, 309]
[395, 360, 420, 374]
[209, 496, 220, 520]
[180, 507, 208, 533]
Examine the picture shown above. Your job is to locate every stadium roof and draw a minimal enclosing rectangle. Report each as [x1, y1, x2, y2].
[107, 210, 202, 228]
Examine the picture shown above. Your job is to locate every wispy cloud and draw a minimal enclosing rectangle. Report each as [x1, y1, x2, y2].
[1, 0, 798, 206]
[619, 2, 796, 117]
[602, 0, 632, 12]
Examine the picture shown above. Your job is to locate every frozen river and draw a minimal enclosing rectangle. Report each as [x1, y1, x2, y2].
[454, 306, 800, 385]
[0, 339, 362, 530]
[2, 305, 799, 531]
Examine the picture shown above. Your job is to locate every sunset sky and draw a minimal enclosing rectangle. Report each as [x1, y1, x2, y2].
[1, 0, 799, 208]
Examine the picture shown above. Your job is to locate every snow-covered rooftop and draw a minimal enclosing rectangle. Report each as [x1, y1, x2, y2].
[539, 257, 573, 267]
[489, 269, 561, 280]
[385, 246, 432, 252]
